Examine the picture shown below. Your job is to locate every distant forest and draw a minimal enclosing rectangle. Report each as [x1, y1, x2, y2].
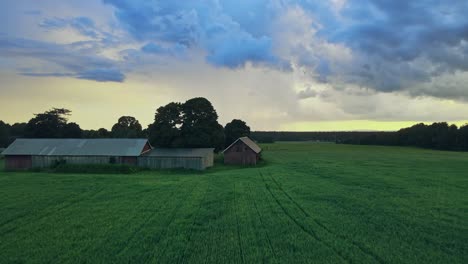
[252, 122, 468, 151]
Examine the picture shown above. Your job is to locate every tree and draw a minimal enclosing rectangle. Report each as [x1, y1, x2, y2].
[9, 123, 26, 138]
[0, 121, 10, 147]
[459, 124, 468, 151]
[97, 128, 111, 138]
[148, 97, 225, 150]
[224, 119, 251, 147]
[448, 124, 458, 150]
[111, 116, 142, 138]
[180, 97, 224, 150]
[62, 122, 82, 138]
[24, 108, 72, 138]
[148, 102, 182, 147]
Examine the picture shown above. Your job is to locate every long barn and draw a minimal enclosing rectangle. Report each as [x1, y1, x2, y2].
[2, 138, 152, 170]
[138, 148, 214, 170]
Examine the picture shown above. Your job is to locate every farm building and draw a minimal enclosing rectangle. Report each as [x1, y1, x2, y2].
[138, 148, 214, 170]
[2, 138, 152, 170]
[223, 137, 262, 165]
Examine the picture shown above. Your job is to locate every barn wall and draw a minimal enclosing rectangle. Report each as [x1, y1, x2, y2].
[138, 156, 206, 170]
[5, 155, 32, 170]
[121, 156, 137, 165]
[30, 156, 141, 168]
[31, 156, 114, 168]
[204, 152, 214, 168]
[224, 141, 259, 165]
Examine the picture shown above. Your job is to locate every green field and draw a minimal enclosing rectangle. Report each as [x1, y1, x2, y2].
[0, 143, 467, 263]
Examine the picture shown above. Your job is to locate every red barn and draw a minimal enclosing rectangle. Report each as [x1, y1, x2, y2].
[223, 137, 262, 165]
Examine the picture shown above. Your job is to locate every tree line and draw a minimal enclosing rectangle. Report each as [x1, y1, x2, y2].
[251, 122, 468, 151]
[0, 98, 251, 151]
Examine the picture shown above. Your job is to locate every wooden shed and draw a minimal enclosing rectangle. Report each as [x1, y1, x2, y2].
[138, 148, 214, 171]
[2, 138, 152, 170]
[223, 137, 262, 165]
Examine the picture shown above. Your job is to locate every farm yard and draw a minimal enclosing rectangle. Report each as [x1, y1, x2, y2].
[0, 142, 466, 263]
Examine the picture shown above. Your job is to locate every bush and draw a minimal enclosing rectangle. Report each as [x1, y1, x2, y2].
[52, 163, 143, 174]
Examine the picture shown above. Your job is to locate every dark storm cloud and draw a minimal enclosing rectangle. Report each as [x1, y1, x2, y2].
[333, 0, 468, 77]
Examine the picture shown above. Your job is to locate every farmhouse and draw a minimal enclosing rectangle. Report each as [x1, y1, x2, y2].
[138, 148, 214, 171]
[2, 138, 151, 170]
[223, 137, 262, 165]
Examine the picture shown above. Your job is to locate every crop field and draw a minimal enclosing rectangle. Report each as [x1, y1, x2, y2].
[0, 143, 467, 263]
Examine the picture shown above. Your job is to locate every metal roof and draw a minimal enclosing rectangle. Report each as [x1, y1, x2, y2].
[142, 148, 214, 158]
[222, 137, 262, 154]
[2, 138, 150, 157]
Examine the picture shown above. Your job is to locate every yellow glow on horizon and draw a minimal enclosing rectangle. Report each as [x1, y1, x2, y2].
[282, 120, 468, 131]
[2, 72, 468, 132]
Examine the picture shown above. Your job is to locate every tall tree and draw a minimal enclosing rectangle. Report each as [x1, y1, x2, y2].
[0, 121, 10, 147]
[111, 116, 142, 138]
[180, 97, 224, 150]
[224, 119, 251, 147]
[148, 102, 182, 147]
[24, 108, 71, 138]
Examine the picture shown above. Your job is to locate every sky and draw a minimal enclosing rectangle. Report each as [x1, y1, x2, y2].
[0, 0, 468, 131]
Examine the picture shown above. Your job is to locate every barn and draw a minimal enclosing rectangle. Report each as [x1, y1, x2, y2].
[2, 138, 152, 170]
[223, 137, 262, 165]
[138, 148, 214, 170]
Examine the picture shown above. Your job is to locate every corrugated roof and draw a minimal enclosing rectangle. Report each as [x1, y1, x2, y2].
[142, 148, 214, 157]
[223, 137, 262, 154]
[2, 138, 150, 156]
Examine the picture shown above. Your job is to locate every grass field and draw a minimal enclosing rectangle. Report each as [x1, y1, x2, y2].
[0, 143, 467, 263]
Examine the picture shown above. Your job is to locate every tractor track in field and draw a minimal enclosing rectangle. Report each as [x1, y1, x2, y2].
[247, 183, 277, 261]
[177, 185, 211, 264]
[265, 170, 385, 264]
[70, 186, 181, 263]
[259, 171, 351, 264]
[0, 187, 105, 237]
[114, 182, 198, 261]
[234, 182, 246, 264]
[150, 181, 201, 262]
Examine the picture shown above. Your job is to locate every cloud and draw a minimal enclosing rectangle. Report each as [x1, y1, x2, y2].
[24, 10, 42, 16]
[40, 16, 101, 38]
[297, 86, 318, 99]
[20, 72, 75, 78]
[324, 0, 468, 94]
[103, 0, 289, 70]
[1, 0, 468, 102]
[141, 42, 187, 57]
[77, 68, 125, 82]
[0, 37, 125, 82]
